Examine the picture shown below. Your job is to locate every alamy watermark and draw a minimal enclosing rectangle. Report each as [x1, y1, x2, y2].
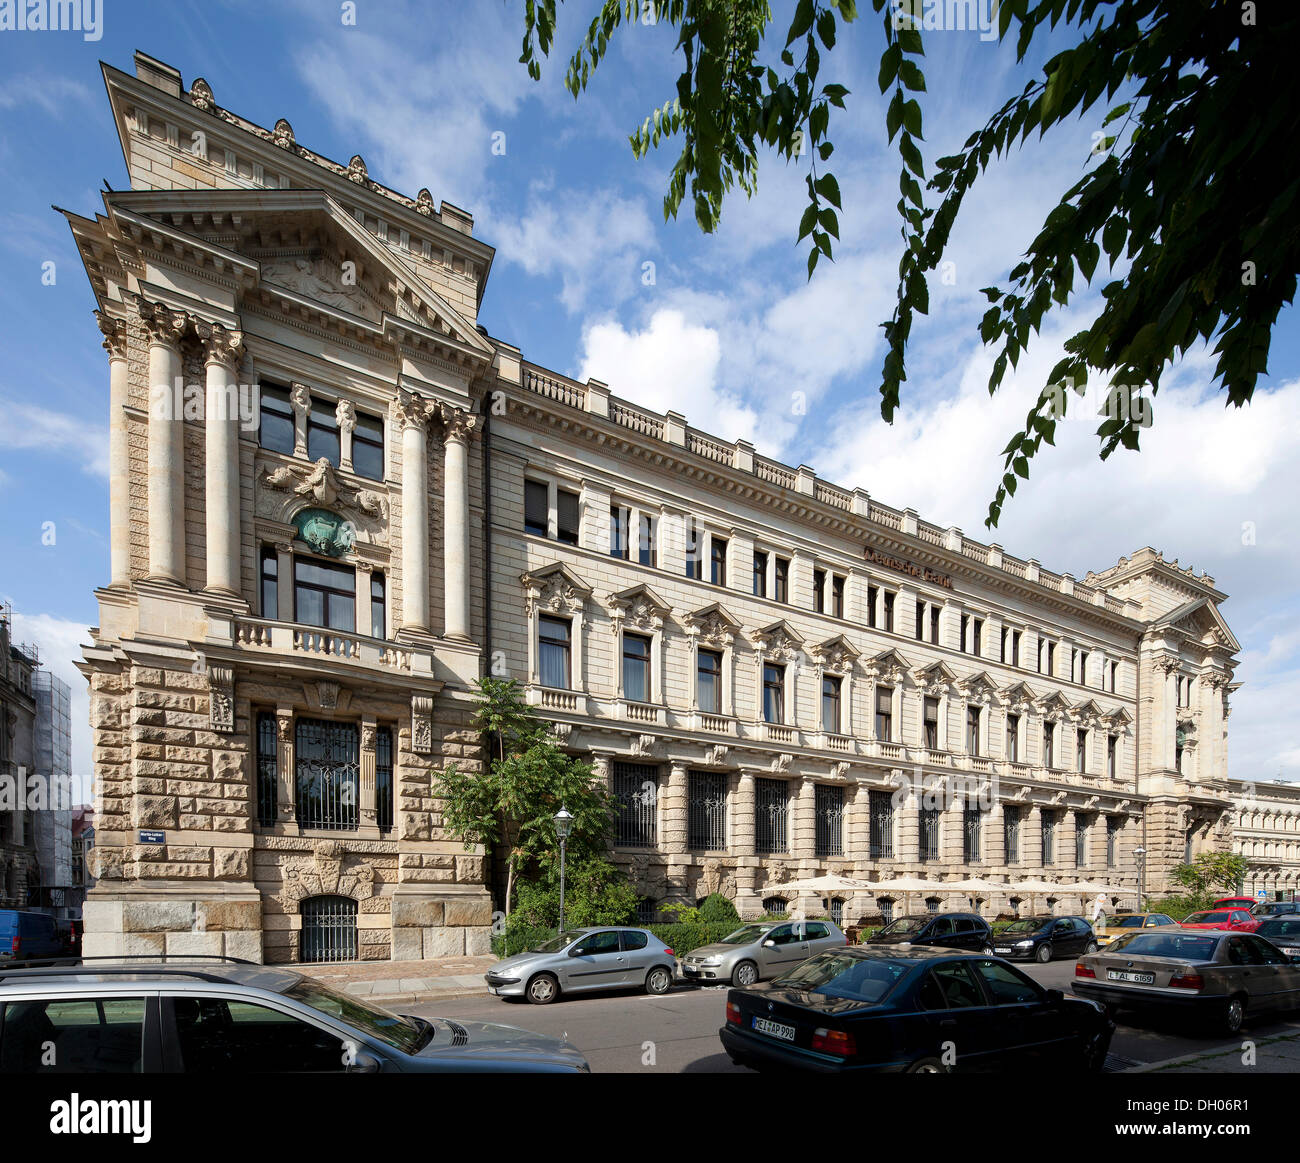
[0, 767, 79, 812]
[151, 377, 261, 431]
[893, 0, 1000, 42]
[0, 0, 103, 41]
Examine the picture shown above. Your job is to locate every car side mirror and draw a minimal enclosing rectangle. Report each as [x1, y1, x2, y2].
[569, 946, 585, 957]
[1045, 989, 1065, 1005]
[346, 1050, 382, 1074]
[763, 940, 777, 948]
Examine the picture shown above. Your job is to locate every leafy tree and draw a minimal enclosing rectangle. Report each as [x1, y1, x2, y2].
[434, 678, 614, 917]
[1170, 851, 1250, 903]
[512, 853, 641, 928]
[519, 0, 1299, 526]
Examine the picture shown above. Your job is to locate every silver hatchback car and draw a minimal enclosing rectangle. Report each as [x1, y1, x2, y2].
[680, 919, 848, 987]
[485, 927, 677, 1005]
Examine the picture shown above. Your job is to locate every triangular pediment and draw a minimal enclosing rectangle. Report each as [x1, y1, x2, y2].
[1155, 597, 1241, 654]
[606, 583, 672, 629]
[683, 602, 741, 647]
[753, 619, 804, 647]
[867, 648, 912, 680]
[958, 670, 998, 696]
[1000, 680, 1035, 703]
[1104, 705, 1133, 726]
[1072, 698, 1105, 720]
[521, 561, 591, 612]
[813, 634, 859, 672]
[914, 660, 958, 688]
[1036, 690, 1071, 715]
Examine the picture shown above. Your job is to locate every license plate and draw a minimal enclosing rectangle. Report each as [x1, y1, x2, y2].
[995, 947, 1012, 954]
[752, 1017, 796, 1042]
[1107, 970, 1155, 984]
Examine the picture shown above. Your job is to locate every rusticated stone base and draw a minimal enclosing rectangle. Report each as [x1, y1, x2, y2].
[82, 880, 264, 962]
[389, 883, 494, 960]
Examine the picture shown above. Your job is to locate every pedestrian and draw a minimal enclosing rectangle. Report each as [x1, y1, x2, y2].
[1090, 893, 1106, 932]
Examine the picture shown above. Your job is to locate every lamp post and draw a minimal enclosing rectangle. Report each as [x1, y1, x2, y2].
[1134, 846, 1147, 911]
[554, 806, 574, 935]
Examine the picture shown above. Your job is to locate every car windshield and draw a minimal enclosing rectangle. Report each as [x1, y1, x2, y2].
[1112, 916, 1147, 928]
[284, 978, 425, 1054]
[528, 931, 588, 954]
[1002, 919, 1046, 934]
[1185, 912, 1229, 925]
[720, 925, 771, 945]
[1107, 933, 1218, 960]
[878, 917, 928, 935]
[773, 953, 909, 1003]
[1258, 920, 1300, 938]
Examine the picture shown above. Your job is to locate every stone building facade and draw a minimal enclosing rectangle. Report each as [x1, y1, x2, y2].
[1232, 778, 1300, 903]
[1, 604, 41, 907]
[66, 52, 1257, 962]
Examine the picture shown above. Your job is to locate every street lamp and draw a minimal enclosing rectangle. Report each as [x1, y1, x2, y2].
[1134, 846, 1147, 911]
[554, 806, 574, 935]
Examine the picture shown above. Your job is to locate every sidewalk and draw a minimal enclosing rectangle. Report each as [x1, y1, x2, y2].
[296, 955, 497, 1006]
[1127, 1028, 1300, 1073]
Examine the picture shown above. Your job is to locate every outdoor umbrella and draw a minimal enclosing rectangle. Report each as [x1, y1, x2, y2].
[775, 874, 874, 920]
[872, 875, 948, 917]
[1009, 879, 1066, 916]
[945, 877, 1008, 911]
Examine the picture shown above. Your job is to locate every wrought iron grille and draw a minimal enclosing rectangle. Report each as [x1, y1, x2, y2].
[613, 762, 658, 847]
[1076, 816, 1088, 867]
[815, 784, 844, 857]
[755, 779, 789, 854]
[762, 896, 787, 915]
[879, 898, 895, 923]
[964, 807, 982, 862]
[296, 719, 360, 831]
[1106, 816, 1120, 867]
[829, 898, 845, 926]
[688, 771, 727, 851]
[256, 712, 278, 826]
[1042, 811, 1057, 865]
[1005, 807, 1021, 863]
[300, 895, 357, 964]
[376, 726, 393, 833]
[869, 790, 894, 859]
[919, 808, 941, 862]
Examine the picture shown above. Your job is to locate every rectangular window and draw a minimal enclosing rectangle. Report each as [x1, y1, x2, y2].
[375, 726, 393, 832]
[1042, 811, 1056, 866]
[556, 488, 580, 546]
[256, 711, 277, 826]
[1001, 626, 1008, 662]
[697, 649, 722, 715]
[1011, 630, 1021, 667]
[1076, 728, 1088, 773]
[923, 696, 940, 749]
[685, 519, 703, 580]
[1106, 816, 1121, 867]
[605, 503, 627, 558]
[966, 705, 981, 755]
[710, 537, 728, 586]
[869, 790, 895, 859]
[1044, 721, 1056, 768]
[1078, 649, 1090, 685]
[1109, 660, 1118, 692]
[525, 481, 549, 537]
[538, 616, 571, 689]
[915, 601, 926, 641]
[882, 591, 895, 633]
[688, 771, 727, 850]
[638, 513, 656, 567]
[961, 613, 969, 652]
[294, 557, 356, 632]
[258, 383, 295, 453]
[821, 675, 842, 734]
[295, 718, 359, 831]
[919, 808, 941, 861]
[352, 411, 385, 480]
[622, 633, 651, 703]
[774, 557, 790, 603]
[1005, 806, 1021, 863]
[1107, 733, 1118, 778]
[832, 575, 845, 619]
[762, 663, 785, 724]
[815, 784, 844, 858]
[814, 568, 826, 613]
[260, 545, 279, 620]
[370, 572, 385, 639]
[752, 550, 768, 597]
[867, 585, 879, 628]
[964, 806, 982, 863]
[613, 762, 658, 847]
[755, 778, 788, 854]
[972, 618, 983, 657]
[1006, 713, 1020, 762]
[1075, 816, 1088, 867]
[307, 397, 341, 465]
[875, 686, 894, 741]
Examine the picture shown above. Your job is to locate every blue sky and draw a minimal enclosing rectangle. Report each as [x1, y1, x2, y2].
[1, 0, 1297, 789]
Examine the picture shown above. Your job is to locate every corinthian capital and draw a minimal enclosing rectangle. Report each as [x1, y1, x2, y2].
[440, 403, 480, 443]
[138, 300, 189, 347]
[95, 310, 128, 358]
[392, 387, 438, 432]
[194, 320, 245, 368]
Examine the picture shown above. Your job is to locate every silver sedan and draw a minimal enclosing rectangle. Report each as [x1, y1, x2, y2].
[485, 927, 677, 1005]
[680, 920, 848, 987]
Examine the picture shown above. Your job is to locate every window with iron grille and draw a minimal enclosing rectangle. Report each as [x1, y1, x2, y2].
[376, 726, 393, 832]
[1042, 810, 1057, 866]
[688, 771, 727, 851]
[869, 789, 894, 858]
[829, 898, 845, 926]
[256, 712, 277, 826]
[925, 896, 940, 914]
[762, 896, 787, 915]
[295, 719, 359, 831]
[1106, 815, 1121, 867]
[755, 779, 788, 854]
[963, 806, 982, 862]
[613, 762, 658, 847]
[1005, 806, 1021, 863]
[919, 807, 941, 861]
[815, 785, 844, 857]
[300, 895, 357, 964]
[635, 897, 658, 924]
[879, 898, 895, 923]
[1075, 814, 1088, 867]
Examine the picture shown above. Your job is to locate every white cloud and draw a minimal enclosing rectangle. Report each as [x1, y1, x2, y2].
[0, 75, 94, 115]
[0, 398, 109, 477]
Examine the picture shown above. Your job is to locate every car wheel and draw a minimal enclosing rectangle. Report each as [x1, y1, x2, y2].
[526, 972, 559, 1005]
[645, 966, 673, 995]
[1085, 941, 1099, 954]
[732, 960, 759, 988]
[905, 1056, 949, 1074]
[1080, 1030, 1110, 1074]
[981, 944, 995, 955]
[1036, 942, 1053, 963]
[1221, 995, 1246, 1036]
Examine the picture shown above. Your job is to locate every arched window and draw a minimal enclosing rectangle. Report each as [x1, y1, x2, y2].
[828, 897, 845, 926]
[300, 895, 357, 964]
[924, 896, 940, 914]
[762, 896, 787, 915]
[634, 897, 658, 924]
[878, 897, 895, 923]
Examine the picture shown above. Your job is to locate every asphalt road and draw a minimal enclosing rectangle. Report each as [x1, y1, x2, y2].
[407, 959, 1300, 1074]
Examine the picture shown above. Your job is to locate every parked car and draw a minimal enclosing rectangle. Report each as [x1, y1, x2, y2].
[1180, 908, 1259, 933]
[1252, 901, 1299, 919]
[54, 918, 82, 956]
[485, 926, 677, 1004]
[863, 912, 993, 954]
[0, 958, 589, 1072]
[1094, 912, 1177, 947]
[1212, 897, 1261, 912]
[0, 911, 61, 962]
[680, 919, 846, 987]
[1073, 927, 1300, 1035]
[992, 916, 1098, 962]
[719, 947, 1113, 1073]
[1255, 917, 1300, 957]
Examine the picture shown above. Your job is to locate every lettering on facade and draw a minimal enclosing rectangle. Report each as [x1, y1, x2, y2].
[863, 546, 953, 589]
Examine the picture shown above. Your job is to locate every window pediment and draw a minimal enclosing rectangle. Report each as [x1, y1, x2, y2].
[606, 583, 671, 632]
[521, 562, 592, 615]
[684, 602, 741, 648]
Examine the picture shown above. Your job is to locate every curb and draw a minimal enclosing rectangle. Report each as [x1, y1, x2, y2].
[1125, 1028, 1300, 1073]
[342, 983, 490, 1006]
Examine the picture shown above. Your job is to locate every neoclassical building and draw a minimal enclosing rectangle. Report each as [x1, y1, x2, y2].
[66, 52, 1259, 962]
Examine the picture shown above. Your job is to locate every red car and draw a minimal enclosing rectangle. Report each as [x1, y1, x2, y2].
[1181, 908, 1259, 933]
[1212, 897, 1259, 912]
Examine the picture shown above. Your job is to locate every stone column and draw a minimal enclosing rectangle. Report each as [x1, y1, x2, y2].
[336, 399, 356, 473]
[360, 718, 377, 828]
[197, 321, 245, 596]
[394, 391, 437, 634]
[663, 761, 688, 854]
[793, 776, 817, 861]
[898, 785, 921, 865]
[733, 770, 757, 855]
[985, 801, 1006, 867]
[1025, 804, 1044, 868]
[1059, 810, 1078, 872]
[141, 301, 188, 584]
[97, 312, 131, 587]
[276, 708, 296, 824]
[440, 404, 479, 642]
[846, 782, 870, 863]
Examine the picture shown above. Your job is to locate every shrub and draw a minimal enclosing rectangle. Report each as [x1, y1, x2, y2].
[646, 920, 748, 956]
[698, 893, 741, 924]
[510, 854, 639, 929]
